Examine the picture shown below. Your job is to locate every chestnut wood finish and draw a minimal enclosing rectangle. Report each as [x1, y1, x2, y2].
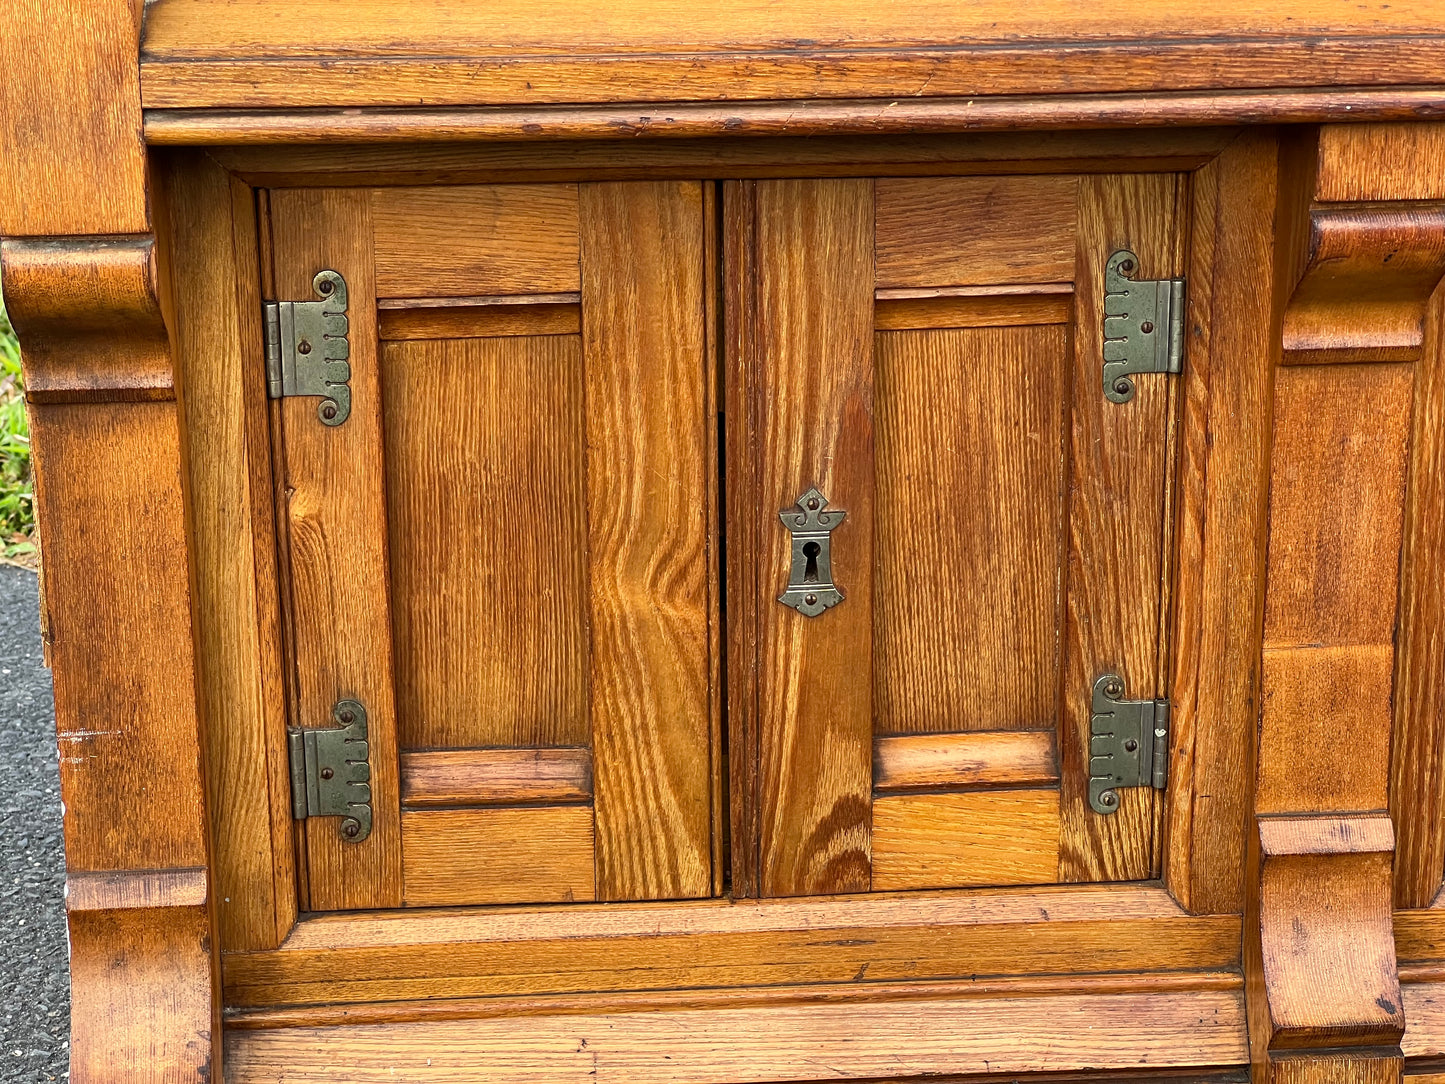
[11, 4, 1445, 1080]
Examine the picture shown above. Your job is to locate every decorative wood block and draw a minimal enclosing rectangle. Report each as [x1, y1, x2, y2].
[1257, 815, 1403, 1050]
[1282, 206, 1445, 364]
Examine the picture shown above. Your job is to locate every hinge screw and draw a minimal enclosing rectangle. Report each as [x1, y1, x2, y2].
[297, 340, 312, 355]
[1105, 679, 1123, 698]
[339, 707, 355, 723]
[1140, 321, 1154, 334]
[320, 767, 334, 780]
[321, 403, 338, 421]
[1101, 792, 1117, 808]
[1124, 739, 1137, 752]
[343, 822, 359, 838]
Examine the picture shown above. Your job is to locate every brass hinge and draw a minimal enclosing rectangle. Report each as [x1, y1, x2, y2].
[264, 268, 352, 426]
[287, 699, 372, 842]
[1102, 249, 1185, 404]
[1088, 674, 1170, 815]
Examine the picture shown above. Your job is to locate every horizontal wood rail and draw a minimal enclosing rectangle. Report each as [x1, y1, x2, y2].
[143, 89, 1445, 145]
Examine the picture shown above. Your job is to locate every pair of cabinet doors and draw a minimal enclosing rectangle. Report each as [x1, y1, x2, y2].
[265, 173, 1182, 912]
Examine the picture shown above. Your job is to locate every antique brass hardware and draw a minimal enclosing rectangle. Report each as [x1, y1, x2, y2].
[264, 268, 352, 426]
[1102, 249, 1185, 404]
[778, 486, 846, 618]
[1088, 673, 1170, 815]
[288, 698, 373, 842]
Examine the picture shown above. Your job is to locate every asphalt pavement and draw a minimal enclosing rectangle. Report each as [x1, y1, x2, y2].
[0, 564, 68, 1081]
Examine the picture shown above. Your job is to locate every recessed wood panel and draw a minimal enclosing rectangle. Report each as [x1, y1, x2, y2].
[381, 334, 590, 750]
[874, 325, 1068, 734]
[874, 287, 1072, 331]
[872, 789, 1061, 890]
[401, 807, 595, 906]
[875, 175, 1079, 289]
[378, 297, 582, 340]
[371, 184, 580, 298]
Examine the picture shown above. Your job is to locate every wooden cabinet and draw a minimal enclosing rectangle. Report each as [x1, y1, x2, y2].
[7, 4, 1445, 1083]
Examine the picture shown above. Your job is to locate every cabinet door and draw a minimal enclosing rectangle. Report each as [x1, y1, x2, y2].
[727, 174, 1183, 898]
[267, 182, 717, 911]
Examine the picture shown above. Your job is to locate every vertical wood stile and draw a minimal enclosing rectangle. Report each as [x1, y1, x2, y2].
[165, 151, 297, 950]
[1059, 173, 1180, 883]
[269, 188, 403, 911]
[1164, 132, 1278, 915]
[754, 178, 875, 897]
[580, 181, 713, 901]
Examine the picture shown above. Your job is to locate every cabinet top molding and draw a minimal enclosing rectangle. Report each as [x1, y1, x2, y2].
[139, 0, 1445, 128]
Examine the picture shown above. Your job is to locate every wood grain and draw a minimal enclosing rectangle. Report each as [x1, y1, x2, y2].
[875, 175, 1079, 289]
[1058, 172, 1180, 883]
[874, 730, 1058, 793]
[873, 289, 1072, 331]
[401, 808, 596, 907]
[223, 987, 1247, 1083]
[401, 748, 593, 808]
[0, 0, 148, 235]
[381, 334, 590, 751]
[164, 150, 295, 951]
[1263, 363, 1413, 653]
[1163, 131, 1277, 916]
[872, 789, 1060, 890]
[1317, 123, 1445, 202]
[371, 184, 580, 297]
[221, 883, 1240, 1007]
[753, 178, 875, 897]
[579, 181, 712, 901]
[378, 299, 581, 340]
[1257, 814, 1403, 1049]
[1282, 207, 1445, 365]
[874, 324, 1068, 735]
[270, 188, 403, 910]
[1392, 288, 1445, 909]
[0, 238, 172, 402]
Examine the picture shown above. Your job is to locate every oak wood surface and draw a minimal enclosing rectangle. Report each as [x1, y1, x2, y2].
[872, 789, 1060, 891]
[0, 0, 148, 234]
[138, 1, 1445, 112]
[1317, 124, 1445, 202]
[378, 299, 581, 340]
[401, 748, 593, 808]
[164, 150, 296, 951]
[752, 178, 875, 897]
[1163, 131, 1277, 916]
[269, 188, 403, 910]
[1392, 287, 1445, 909]
[381, 333, 590, 751]
[873, 730, 1058, 793]
[873, 289, 1072, 331]
[371, 185, 580, 298]
[875, 175, 1079, 289]
[146, 93, 1445, 147]
[401, 808, 596, 907]
[222, 883, 1239, 1008]
[579, 182, 713, 902]
[222, 986, 1247, 1083]
[874, 324, 1069, 735]
[1057, 172, 1180, 883]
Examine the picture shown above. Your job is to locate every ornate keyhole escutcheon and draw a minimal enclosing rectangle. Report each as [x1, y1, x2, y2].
[777, 486, 846, 618]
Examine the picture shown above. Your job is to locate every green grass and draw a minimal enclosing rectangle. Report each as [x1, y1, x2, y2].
[0, 294, 35, 563]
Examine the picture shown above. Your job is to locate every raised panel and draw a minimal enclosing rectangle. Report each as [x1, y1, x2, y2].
[874, 323, 1070, 735]
[381, 334, 590, 751]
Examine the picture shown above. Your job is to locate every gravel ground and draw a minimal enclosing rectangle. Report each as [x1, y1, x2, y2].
[0, 564, 68, 1082]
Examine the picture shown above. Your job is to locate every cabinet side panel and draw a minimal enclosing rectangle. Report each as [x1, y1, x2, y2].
[580, 181, 713, 902]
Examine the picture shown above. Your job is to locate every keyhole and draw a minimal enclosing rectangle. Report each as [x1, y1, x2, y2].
[802, 540, 821, 583]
